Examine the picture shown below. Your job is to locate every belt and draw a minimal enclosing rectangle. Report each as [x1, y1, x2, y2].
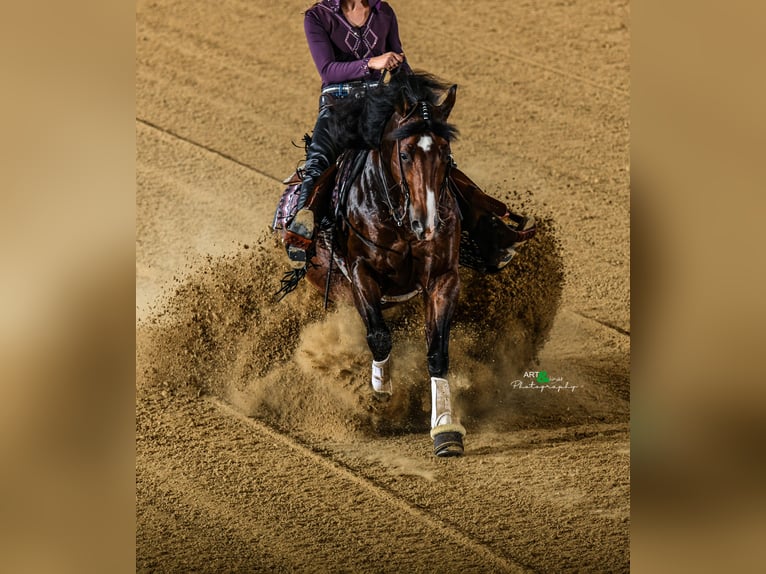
[321, 81, 380, 99]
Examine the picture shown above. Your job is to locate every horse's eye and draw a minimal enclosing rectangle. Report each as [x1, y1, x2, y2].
[399, 152, 410, 162]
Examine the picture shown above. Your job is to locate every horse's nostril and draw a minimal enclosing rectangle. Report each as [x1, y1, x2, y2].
[411, 220, 424, 237]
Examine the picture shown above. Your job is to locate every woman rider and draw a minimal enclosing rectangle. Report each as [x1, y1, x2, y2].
[284, 0, 534, 269]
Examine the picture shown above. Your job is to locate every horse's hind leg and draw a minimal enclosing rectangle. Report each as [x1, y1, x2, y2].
[424, 270, 465, 457]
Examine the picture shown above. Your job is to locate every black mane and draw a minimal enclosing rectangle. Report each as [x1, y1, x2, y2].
[388, 119, 458, 143]
[326, 71, 459, 150]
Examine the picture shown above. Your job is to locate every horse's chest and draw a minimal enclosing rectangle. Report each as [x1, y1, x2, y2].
[374, 238, 450, 285]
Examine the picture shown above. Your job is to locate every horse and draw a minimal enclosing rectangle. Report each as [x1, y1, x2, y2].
[275, 72, 469, 456]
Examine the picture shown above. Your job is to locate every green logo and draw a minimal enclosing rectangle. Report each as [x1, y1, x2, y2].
[536, 371, 550, 384]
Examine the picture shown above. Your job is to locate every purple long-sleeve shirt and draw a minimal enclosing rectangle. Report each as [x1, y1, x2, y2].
[305, 0, 411, 86]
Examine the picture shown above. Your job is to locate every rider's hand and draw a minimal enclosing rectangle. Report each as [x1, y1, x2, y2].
[367, 52, 405, 72]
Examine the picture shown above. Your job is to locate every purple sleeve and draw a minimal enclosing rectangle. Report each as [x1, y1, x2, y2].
[304, 11, 371, 84]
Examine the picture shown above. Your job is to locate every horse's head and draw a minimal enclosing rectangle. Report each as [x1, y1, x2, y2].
[385, 85, 458, 241]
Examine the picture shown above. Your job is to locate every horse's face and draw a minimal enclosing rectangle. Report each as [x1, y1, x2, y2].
[387, 87, 458, 241]
[396, 131, 450, 241]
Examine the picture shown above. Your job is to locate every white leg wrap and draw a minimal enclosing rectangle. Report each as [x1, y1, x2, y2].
[430, 377, 466, 438]
[431, 377, 454, 428]
[371, 356, 392, 394]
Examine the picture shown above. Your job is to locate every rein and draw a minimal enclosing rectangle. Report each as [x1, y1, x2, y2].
[386, 100, 452, 228]
[386, 102, 421, 227]
[389, 138, 409, 227]
[344, 97, 454, 253]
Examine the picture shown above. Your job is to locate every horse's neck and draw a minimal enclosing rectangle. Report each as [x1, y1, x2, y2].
[342, 150, 396, 223]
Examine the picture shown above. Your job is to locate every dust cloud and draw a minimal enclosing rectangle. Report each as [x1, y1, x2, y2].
[137, 220, 564, 442]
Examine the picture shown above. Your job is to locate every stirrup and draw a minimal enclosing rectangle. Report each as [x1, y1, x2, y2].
[288, 208, 315, 240]
[284, 209, 315, 269]
[500, 213, 536, 237]
[495, 215, 536, 270]
[285, 244, 308, 269]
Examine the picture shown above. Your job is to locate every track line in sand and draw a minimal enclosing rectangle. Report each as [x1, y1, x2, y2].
[136, 117, 283, 183]
[573, 311, 630, 337]
[209, 397, 535, 574]
[394, 11, 628, 99]
[138, 114, 628, 340]
[466, 42, 629, 99]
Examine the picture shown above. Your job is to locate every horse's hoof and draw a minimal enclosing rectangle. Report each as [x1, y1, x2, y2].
[433, 431, 464, 457]
[431, 423, 466, 457]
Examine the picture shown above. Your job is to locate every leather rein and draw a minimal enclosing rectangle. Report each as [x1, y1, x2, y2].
[383, 100, 452, 228]
[340, 98, 454, 258]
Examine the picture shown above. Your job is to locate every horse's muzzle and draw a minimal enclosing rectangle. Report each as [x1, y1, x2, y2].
[411, 219, 426, 241]
[411, 219, 438, 241]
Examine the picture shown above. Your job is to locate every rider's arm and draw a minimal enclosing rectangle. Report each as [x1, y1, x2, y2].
[305, 11, 373, 85]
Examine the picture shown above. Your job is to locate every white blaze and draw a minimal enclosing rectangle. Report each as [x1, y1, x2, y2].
[426, 186, 437, 232]
[413, 135, 437, 236]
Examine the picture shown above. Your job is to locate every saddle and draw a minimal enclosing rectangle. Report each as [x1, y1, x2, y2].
[273, 152, 535, 275]
[273, 149, 368, 233]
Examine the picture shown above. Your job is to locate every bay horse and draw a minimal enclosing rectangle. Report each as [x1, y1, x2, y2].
[275, 73, 467, 456]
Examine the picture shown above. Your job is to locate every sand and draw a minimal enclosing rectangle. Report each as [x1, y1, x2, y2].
[136, 0, 630, 571]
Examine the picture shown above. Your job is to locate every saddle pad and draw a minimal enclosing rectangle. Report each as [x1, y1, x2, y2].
[272, 177, 301, 231]
[273, 149, 369, 232]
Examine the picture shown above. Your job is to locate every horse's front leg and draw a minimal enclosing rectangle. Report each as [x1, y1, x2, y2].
[424, 269, 465, 457]
[350, 260, 392, 396]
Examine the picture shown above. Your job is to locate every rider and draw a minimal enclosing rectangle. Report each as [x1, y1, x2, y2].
[284, 0, 535, 269]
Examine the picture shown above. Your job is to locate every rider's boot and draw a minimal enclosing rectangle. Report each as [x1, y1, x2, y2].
[491, 214, 536, 270]
[450, 168, 536, 269]
[284, 107, 338, 269]
[284, 177, 321, 269]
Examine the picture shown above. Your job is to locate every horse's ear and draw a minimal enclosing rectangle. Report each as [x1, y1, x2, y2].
[439, 85, 458, 119]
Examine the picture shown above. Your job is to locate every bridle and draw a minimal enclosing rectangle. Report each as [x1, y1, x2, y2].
[383, 100, 452, 228]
